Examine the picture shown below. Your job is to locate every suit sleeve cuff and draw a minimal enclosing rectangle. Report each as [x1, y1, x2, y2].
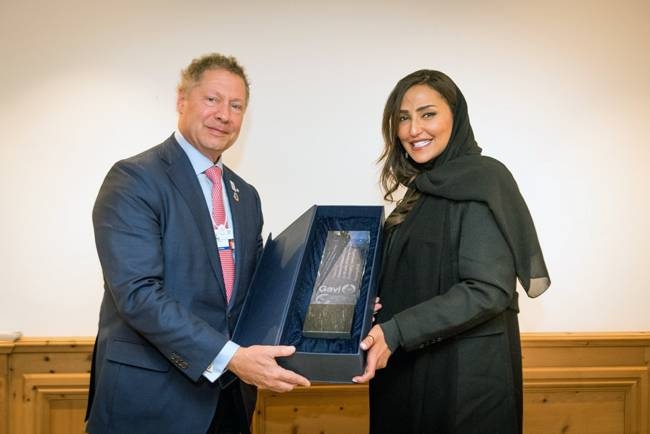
[379, 319, 400, 353]
[202, 341, 239, 383]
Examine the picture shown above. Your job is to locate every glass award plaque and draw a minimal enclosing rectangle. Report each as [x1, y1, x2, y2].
[302, 230, 370, 339]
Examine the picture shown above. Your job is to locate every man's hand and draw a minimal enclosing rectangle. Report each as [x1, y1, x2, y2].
[228, 345, 311, 392]
[352, 324, 391, 384]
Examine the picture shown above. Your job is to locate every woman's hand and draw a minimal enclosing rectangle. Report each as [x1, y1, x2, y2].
[352, 324, 391, 384]
[372, 297, 382, 322]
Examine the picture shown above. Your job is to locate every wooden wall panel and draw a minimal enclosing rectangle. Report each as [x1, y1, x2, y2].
[1, 333, 649, 434]
[4, 339, 93, 434]
[523, 367, 647, 434]
[255, 384, 369, 434]
[22, 373, 89, 434]
[521, 333, 650, 434]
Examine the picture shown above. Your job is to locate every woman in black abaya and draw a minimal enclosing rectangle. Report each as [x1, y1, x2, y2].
[352, 70, 550, 434]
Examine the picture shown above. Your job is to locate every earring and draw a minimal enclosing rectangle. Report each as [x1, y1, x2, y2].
[403, 150, 409, 160]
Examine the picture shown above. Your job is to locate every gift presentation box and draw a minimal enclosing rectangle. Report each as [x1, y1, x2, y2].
[233, 205, 384, 383]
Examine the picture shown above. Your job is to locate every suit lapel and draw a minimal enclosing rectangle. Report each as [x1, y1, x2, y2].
[160, 137, 226, 296]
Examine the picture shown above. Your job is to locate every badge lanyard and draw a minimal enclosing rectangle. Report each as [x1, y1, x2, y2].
[214, 217, 235, 252]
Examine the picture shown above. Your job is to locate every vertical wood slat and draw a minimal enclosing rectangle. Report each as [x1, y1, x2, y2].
[0, 342, 13, 434]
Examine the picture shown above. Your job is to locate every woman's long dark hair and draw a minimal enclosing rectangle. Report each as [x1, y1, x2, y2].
[378, 70, 458, 228]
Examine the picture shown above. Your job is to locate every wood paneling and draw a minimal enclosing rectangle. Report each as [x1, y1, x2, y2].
[1, 333, 649, 434]
[3, 338, 93, 434]
[521, 333, 650, 434]
[22, 373, 89, 434]
[523, 367, 644, 434]
[255, 384, 369, 434]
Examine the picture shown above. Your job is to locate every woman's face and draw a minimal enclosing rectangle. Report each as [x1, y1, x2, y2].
[397, 84, 453, 164]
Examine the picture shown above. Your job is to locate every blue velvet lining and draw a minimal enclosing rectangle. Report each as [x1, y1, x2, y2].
[281, 216, 379, 354]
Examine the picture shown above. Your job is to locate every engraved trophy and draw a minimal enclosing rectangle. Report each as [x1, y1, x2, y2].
[302, 230, 370, 339]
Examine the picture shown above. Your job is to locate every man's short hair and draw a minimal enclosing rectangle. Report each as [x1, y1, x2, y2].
[178, 53, 250, 103]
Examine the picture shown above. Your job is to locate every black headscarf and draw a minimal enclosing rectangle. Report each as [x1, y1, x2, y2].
[411, 79, 550, 297]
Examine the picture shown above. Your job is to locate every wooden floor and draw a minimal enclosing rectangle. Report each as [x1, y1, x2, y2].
[2, 333, 649, 434]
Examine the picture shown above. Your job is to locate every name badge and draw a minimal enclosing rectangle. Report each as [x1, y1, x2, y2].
[215, 225, 235, 250]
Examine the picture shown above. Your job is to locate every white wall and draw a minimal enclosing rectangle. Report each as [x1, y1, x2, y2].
[1, 0, 648, 336]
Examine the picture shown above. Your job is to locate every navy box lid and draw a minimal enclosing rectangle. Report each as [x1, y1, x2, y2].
[233, 205, 384, 383]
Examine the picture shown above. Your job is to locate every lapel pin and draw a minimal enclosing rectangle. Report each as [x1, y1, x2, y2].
[229, 180, 240, 202]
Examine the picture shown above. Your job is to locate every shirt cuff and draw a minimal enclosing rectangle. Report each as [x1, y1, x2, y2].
[203, 341, 240, 383]
[379, 319, 401, 353]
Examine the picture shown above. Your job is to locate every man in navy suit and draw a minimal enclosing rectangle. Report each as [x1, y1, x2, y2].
[85, 53, 310, 434]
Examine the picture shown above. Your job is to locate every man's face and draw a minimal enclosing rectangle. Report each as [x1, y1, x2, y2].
[177, 68, 247, 162]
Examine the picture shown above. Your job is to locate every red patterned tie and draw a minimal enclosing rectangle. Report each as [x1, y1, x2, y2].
[205, 166, 235, 302]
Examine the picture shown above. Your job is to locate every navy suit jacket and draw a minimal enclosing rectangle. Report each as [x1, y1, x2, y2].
[86, 135, 263, 434]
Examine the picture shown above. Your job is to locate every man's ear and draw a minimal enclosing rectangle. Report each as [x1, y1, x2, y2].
[176, 89, 186, 114]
